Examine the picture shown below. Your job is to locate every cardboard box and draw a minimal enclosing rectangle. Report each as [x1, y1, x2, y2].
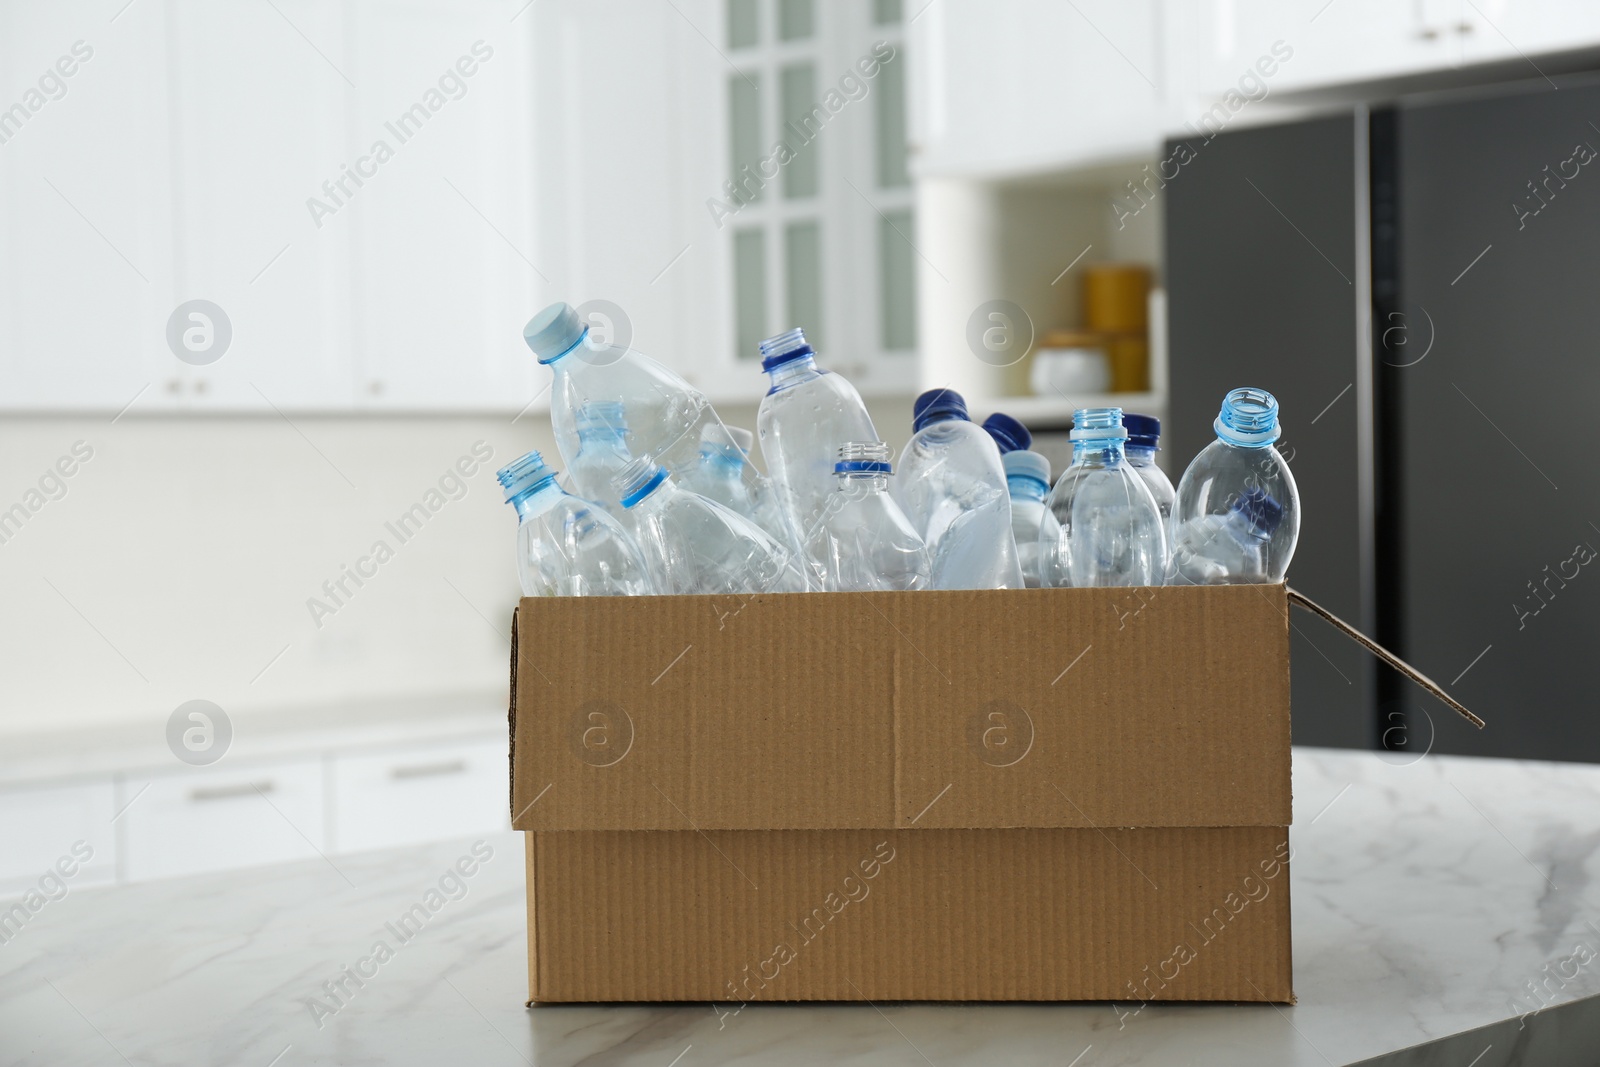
[509, 584, 1293, 1004]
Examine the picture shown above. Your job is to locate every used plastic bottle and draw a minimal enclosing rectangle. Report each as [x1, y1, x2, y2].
[524, 301, 755, 493]
[981, 412, 1032, 455]
[893, 389, 1025, 590]
[678, 424, 800, 556]
[1122, 412, 1176, 527]
[755, 328, 878, 549]
[804, 442, 930, 591]
[1002, 450, 1057, 589]
[1170, 487, 1282, 585]
[566, 400, 637, 514]
[614, 457, 808, 595]
[497, 451, 654, 597]
[1043, 407, 1169, 587]
[1172, 387, 1300, 583]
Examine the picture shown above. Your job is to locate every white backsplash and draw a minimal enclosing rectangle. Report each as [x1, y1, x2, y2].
[0, 399, 914, 736]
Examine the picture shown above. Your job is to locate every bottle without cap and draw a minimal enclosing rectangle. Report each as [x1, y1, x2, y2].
[567, 400, 637, 515]
[1003, 450, 1058, 589]
[614, 457, 808, 596]
[496, 451, 655, 597]
[805, 442, 930, 592]
[1043, 407, 1169, 588]
[755, 328, 878, 554]
[678, 424, 802, 565]
[1172, 387, 1300, 583]
[524, 301, 756, 496]
[1121, 412, 1176, 528]
[893, 389, 1025, 590]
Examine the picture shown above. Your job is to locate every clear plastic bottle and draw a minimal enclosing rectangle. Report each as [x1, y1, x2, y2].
[524, 301, 755, 492]
[1042, 407, 1169, 587]
[1172, 387, 1300, 583]
[496, 451, 654, 597]
[981, 412, 1032, 455]
[755, 328, 878, 550]
[566, 400, 637, 513]
[678, 424, 800, 563]
[1170, 487, 1282, 585]
[615, 457, 808, 595]
[805, 442, 930, 592]
[1122, 412, 1176, 527]
[893, 389, 1025, 590]
[1002, 450, 1057, 589]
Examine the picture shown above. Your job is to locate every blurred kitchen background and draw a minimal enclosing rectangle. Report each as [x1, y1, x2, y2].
[4, 0, 1600, 889]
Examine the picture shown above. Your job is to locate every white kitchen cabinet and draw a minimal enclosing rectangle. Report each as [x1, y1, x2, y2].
[0, 4, 177, 411]
[909, 0, 1174, 178]
[345, 2, 541, 412]
[150, 0, 356, 412]
[0, 780, 117, 895]
[118, 756, 327, 882]
[331, 735, 508, 854]
[527, 0, 731, 396]
[1164, 0, 1600, 105]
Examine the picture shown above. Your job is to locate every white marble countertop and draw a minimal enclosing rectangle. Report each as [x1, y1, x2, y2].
[4, 746, 1599, 1066]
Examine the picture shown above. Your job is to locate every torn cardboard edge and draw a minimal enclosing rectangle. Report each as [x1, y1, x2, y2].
[1285, 587, 1486, 730]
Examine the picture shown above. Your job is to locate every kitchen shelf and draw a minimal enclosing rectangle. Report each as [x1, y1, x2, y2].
[969, 391, 1167, 426]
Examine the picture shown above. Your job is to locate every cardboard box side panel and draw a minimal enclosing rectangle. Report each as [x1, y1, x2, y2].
[523, 831, 539, 1005]
[892, 584, 1292, 830]
[512, 594, 898, 833]
[508, 608, 519, 821]
[514, 587, 1292, 833]
[527, 827, 1293, 1003]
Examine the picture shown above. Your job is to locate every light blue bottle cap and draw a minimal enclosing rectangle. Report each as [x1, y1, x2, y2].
[1002, 449, 1050, 487]
[523, 302, 587, 364]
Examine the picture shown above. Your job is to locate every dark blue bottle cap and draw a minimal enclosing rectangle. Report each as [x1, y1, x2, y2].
[981, 412, 1031, 454]
[912, 388, 969, 431]
[1122, 412, 1161, 449]
[1231, 487, 1284, 536]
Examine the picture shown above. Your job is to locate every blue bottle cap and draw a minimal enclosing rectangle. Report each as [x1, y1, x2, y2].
[523, 302, 588, 364]
[912, 388, 969, 431]
[758, 328, 815, 372]
[1122, 412, 1161, 449]
[981, 412, 1031, 454]
[1002, 449, 1051, 488]
[1231, 487, 1284, 535]
[497, 451, 559, 503]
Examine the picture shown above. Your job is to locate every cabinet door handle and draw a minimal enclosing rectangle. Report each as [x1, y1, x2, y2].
[190, 781, 273, 802]
[390, 759, 466, 780]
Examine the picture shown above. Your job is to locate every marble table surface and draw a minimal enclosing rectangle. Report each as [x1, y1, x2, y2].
[4, 746, 1600, 1066]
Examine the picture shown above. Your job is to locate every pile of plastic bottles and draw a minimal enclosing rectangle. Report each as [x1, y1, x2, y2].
[498, 301, 1301, 597]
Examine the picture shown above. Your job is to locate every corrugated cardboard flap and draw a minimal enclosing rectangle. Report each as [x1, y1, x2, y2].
[511, 585, 1291, 833]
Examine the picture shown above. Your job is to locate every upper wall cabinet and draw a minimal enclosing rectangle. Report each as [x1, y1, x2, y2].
[0, 0, 542, 414]
[0, 5, 177, 410]
[908, 0, 1176, 179]
[1164, 1, 1600, 104]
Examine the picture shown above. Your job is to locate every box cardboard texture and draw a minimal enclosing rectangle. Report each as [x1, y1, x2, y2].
[509, 584, 1294, 1004]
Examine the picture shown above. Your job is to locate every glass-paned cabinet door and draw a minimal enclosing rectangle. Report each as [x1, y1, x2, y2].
[719, 0, 916, 395]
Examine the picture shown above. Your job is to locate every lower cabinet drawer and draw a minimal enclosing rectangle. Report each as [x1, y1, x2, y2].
[0, 780, 117, 895]
[332, 735, 508, 854]
[119, 758, 326, 882]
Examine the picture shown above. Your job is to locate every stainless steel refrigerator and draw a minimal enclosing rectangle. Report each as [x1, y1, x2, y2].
[1165, 77, 1600, 761]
